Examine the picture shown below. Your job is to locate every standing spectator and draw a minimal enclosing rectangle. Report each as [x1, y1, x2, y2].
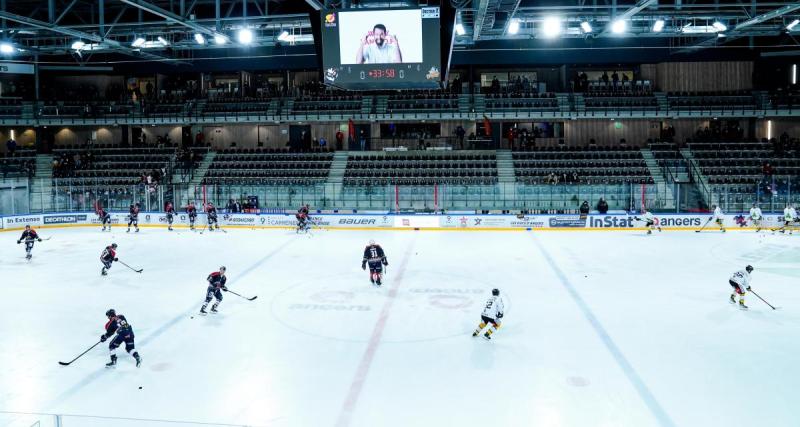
[319, 136, 327, 149]
[227, 199, 240, 213]
[597, 197, 609, 214]
[359, 130, 367, 151]
[335, 130, 344, 151]
[195, 131, 205, 147]
[455, 125, 466, 150]
[6, 138, 17, 154]
[491, 76, 500, 93]
[763, 162, 773, 177]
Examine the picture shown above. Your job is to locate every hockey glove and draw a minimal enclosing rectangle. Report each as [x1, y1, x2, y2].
[100, 334, 107, 342]
[222, 286, 229, 292]
[114, 258, 119, 261]
[38, 238, 42, 242]
[747, 286, 752, 291]
[382, 258, 389, 266]
[497, 312, 504, 319]
[361, 262, 367, 270]
[16, 240, 20, 244]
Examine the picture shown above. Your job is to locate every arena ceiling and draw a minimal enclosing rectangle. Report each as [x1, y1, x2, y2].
[0, 0, 797, 66]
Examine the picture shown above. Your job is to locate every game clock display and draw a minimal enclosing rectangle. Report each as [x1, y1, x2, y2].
[366, 68, 399, 79]
[321, 7, 442, 90]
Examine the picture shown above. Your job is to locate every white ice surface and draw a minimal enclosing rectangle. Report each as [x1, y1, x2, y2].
[1, 227, 799, 427]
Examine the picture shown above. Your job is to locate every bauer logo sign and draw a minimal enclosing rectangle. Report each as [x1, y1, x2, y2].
[549, 216, 586, 228]
[44, 215, 87, 224]
[509, 217, 546, 228]
[221, 215, 255, 224]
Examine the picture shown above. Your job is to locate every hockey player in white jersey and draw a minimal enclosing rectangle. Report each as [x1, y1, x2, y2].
[711, 204, 726, 232]
[635, 208, 661, 234]
[777, 204, 797, 234]
[472, 289, 504, 340]
[729, 265, 754, 309]
[748, 204, 763, 232]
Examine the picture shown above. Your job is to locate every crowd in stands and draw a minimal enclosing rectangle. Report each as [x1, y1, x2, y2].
[693, 123, 746, 142]
[1, 140, 34, 178]
[52, 151, 94, 178]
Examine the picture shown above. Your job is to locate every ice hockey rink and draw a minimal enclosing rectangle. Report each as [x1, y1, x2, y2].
[1, 226, 799, 427]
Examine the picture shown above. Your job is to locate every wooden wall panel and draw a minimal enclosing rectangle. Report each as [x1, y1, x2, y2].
[655, 61, 753, 92]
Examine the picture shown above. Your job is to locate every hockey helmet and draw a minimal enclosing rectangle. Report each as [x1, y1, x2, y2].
[492, 288, 500, 296]
[220, 266, 227, 273]
[746, 265, 754, 273]
[369, 239, 376, 246]
[106, 309, 116, 318]
[111, 243, 118, 249]
[25, 224, 31, 229]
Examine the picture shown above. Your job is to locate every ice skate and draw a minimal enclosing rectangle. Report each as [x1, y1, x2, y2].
[105, 354, 117, 368]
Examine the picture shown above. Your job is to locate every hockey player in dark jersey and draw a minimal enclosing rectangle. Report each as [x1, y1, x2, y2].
[100, 243, 118, 276]
[205, 202, 219, 231]
[165, 201, 176, 231]
[187, 202, 198, 230]
[200, 266, 228, 314]
[362, 240, 389, 286]
[17, 225, 42, 260]
[100, 309, 142, 368]
[97, 207, 112, 231]
[296, 204, 310, 233]
[127, 203, 140, 233]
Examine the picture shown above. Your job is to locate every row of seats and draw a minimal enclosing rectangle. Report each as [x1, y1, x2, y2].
[210, 161, 330, 170]
[347, 161, 495, 169]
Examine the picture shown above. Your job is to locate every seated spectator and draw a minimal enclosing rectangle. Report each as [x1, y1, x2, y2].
[579, 200, 590, 216]
[597, 197, 609, 214]
[6, 138, 17, 154]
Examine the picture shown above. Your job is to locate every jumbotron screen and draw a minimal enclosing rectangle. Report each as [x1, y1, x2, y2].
[320, 7, 443, 90]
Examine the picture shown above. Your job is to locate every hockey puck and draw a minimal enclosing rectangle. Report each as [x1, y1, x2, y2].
[190, 316, 194, 319]
[138, 386, 142, 389]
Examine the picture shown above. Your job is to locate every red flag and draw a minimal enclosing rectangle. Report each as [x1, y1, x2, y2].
[483, 115, 492, 137]
[348, 119, 356, 143]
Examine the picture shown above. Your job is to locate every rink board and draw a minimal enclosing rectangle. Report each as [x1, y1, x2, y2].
[0, 211, 787, 232]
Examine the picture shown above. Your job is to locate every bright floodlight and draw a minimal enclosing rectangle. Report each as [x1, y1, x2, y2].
[508, 19, 520, 35]
[542, 16, 562, 38]
[611, 20, 626, 34]
[580, 21, 593, 33]
[0, 43, 14, 54]
[787, 19, 800, 31]
[71, 41, 85, 50]
[238, 28, 254, 44]
[455, 23, 466, 36]
[131, 37, 145, 47]
[712, 21, 727, 32]
[653, 19, 665, 33]
[214, 34, 226, 45]
[194, 33, 206, 45]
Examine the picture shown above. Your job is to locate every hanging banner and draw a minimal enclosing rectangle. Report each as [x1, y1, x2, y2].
[0, 62, 34, 74]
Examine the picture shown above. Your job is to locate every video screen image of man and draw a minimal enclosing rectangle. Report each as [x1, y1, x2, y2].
[356, 24, 403, 64]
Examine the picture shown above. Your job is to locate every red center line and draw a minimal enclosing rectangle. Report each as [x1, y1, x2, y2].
[334, 239, 416, 427]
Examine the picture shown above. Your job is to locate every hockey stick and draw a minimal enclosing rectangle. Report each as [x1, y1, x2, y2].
[750, 289, 777, 310]
[695, 217, 713, 233]
[118, 260, 143, 273]
[59, 340, 102, 366]
[41, 236, 52, 241]
[225, 289, 257, 301]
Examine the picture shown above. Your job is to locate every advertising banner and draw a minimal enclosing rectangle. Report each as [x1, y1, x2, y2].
[0, 212, 787, 231]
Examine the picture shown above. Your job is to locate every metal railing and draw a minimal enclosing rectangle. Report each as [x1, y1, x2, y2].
[710, 175, 799, 213]
[25, 180, 671, 214]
